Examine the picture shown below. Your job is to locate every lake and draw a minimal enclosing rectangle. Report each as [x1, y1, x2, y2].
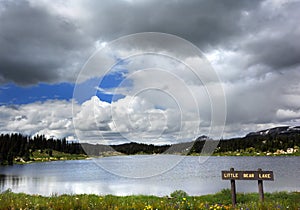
[0, 155, 299, 196]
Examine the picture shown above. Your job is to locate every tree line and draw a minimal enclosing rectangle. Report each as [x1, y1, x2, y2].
[1, 131, 299, 165]
[112, 142, 170, 155]
[0, 133, 85, 165]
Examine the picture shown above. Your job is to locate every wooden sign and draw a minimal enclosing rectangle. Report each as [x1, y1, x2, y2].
[221, 168, 274, 207]
[222, 170, 274, 181]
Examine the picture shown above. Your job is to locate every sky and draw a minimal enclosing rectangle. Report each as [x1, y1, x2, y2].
[0, 0, 300, 145]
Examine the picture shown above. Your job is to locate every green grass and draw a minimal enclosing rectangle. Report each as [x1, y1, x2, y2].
[14, 150, 87, 164]
[0, 189, 299, 210]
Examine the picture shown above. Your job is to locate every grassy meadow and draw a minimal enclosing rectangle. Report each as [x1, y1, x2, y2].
[0, 189, 299, 210]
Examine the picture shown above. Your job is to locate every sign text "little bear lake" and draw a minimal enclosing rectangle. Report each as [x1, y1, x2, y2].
[221, 170, 274, 180]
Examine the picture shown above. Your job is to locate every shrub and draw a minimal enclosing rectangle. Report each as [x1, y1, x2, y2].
[170, 190, 189, 199]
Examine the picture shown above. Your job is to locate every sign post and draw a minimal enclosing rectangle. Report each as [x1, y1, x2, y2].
[257, 168, 264, 202]
[230, 168, 237, 207]
[221, 168, 274, 206]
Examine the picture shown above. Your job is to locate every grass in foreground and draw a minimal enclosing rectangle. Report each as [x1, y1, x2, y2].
[0, 189, 299, 210]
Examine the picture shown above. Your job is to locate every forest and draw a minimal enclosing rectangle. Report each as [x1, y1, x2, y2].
[0, 133, 84, 165]
[1, 130, 300, 165]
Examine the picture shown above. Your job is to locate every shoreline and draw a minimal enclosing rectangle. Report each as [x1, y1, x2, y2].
[8, 151, 299, 166]
[0, 149, 298, 166]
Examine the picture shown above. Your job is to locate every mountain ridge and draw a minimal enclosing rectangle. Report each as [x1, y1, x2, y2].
[246, 126, 300, 137]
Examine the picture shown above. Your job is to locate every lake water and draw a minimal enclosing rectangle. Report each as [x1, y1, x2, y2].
[0, 155, 299, 196]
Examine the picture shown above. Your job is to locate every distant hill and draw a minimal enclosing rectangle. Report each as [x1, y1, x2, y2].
[246, 126, 300, 137]
[215, 126, 300, 154]
[108, 126, 300, 155]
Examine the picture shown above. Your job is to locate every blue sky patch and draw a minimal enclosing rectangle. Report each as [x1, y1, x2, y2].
[0, 82, 74, 105]
[0, 70, 130, 105]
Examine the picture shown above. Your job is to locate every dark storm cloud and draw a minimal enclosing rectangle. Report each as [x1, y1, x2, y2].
[246, 35, 300, 70]
[84, 0, 261, 48]
[0, 0, 92, 85]
[0, 0, 263, 85]
[240, 1, 300, 71]
[0, 0, 299, 86]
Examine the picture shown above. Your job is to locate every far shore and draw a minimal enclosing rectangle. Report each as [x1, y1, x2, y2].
[8, 149, 299, 166]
